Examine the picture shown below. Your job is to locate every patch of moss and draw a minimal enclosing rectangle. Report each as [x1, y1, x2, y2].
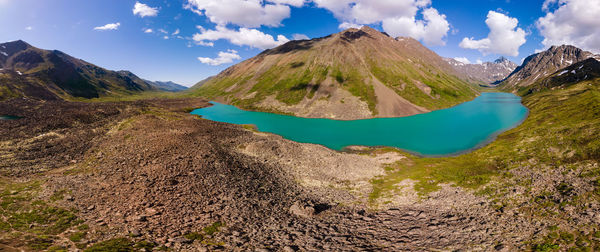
[69, 231, 86, 242]
[84, 238, 134, 252]
[203, 221, 224, 236]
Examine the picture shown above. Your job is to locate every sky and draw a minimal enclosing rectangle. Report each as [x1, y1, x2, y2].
[1, 0, 599, 86]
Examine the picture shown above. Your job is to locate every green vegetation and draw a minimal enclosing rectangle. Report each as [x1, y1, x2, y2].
[370, 77, 600, 199]
[69, 231, 86, 242]
[0, 179, 82, 250]
[332, 66, 378, 114]
[183, 221, 225, 246]
[84, 238, 134, 252]
[368, 58, 477, 110]
[367, 77, 600, 248]
[203, 221, 224, 235]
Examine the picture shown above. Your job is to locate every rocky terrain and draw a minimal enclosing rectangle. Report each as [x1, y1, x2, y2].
[444, 57, 517, 84]
[2, 70, 600, 251]
[190, 26, 478, 120]
[501, 45, 594, 90]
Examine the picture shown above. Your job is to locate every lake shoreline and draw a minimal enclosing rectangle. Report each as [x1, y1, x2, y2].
[192, 92, 529, 156]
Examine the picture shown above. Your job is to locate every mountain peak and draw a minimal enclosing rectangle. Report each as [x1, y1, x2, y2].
[500, 44, 593, 89]
[494, 56, 509, 63]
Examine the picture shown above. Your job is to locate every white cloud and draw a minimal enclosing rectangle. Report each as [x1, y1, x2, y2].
[185, 0, 295, 28]
[144, 28, 153, 33]
[25, 26, 33, 31]
[292, 33, 310, 40]
[338, 22, 362, 30]
[94, 22, 120, 31]
[542, 0, 558, 11]
[382, 7, 449, 46]
[133, 2, 159, 17]
[163, 36, 169, 40]
[476, 59, 483, 64]
[268, 0, 305, 7]
[172, 29, 180, 35]
[459, 11, 526, 56]
[158, 29, 168, 34]
[313, 0, 450, 46]
[192, 26, 289, 49]
[537, 0, 600, 53]
[198, 49, 242, 66]
[453, 57, 471, 64]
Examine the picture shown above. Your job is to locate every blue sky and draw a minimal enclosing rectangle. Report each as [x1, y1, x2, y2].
[1, 0, 598, 86]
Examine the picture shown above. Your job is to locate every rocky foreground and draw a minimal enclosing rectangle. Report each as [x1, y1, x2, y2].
[0, 95, 599, 251]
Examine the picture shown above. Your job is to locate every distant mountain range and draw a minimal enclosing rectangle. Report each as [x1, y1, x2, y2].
[144, 80, 188, 92]
[0, 40, 185, 101]
[444, 57, 518, 84]
[191, 26, 478, 120]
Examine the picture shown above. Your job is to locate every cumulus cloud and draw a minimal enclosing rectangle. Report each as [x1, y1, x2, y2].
[198, 49, 242, 66]
[313, 0, 450, 46]
[25, 26, 33, 31]
[537, 0, 600, 53]
[133, 2, 159, 17]
[292, 33, 310, 40]
[94, 22, 120, 31]
[453, 57, 471, 64]
[144, 28, 153, 33]
[459, 11, 526, 56]
[185, 0, 297, 28]
[382, 7, 449, 46]
[172, 29, 180, 35]
[192, 26, 289, 50]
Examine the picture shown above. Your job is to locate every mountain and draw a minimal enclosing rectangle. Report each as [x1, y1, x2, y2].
[500, 45, 594, 91]
[517, 57, 600, 96]
[444, 56, 517, 84]
[143, 79, 188, 92]
[190, 26, 478, 119]
[0, 40, 158, 100]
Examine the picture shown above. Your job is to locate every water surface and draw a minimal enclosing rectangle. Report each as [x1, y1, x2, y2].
[0, 115, 20, 120]
[191, 93, 528, 156]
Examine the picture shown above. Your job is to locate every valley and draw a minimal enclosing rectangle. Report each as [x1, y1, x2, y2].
[1, 25, 600, 252]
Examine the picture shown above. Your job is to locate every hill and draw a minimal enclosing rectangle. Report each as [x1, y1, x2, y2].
[190, 26, 478, 119]
[0, 40, 161, 100]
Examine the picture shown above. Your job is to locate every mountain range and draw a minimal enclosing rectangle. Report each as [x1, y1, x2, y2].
[444, 56, 517, 84]
[0, 40, 185, 101]
[191, 26, 479, 120]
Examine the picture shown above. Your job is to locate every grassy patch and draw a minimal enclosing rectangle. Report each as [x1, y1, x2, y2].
[69, 231, 86, 242]
[369, 78, 600, 202]
[0, 179, 82, 250]
[84, 238, 134, 252]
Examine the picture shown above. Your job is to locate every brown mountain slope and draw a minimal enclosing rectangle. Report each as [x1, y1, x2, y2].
[517, 57, 600, 96]
[500, 45, 593, 91]
[0, 40, 158, 100]
[190, 26, 478, 119]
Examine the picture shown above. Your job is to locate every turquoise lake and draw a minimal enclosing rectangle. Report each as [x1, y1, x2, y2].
[191, 92, 528, 156]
